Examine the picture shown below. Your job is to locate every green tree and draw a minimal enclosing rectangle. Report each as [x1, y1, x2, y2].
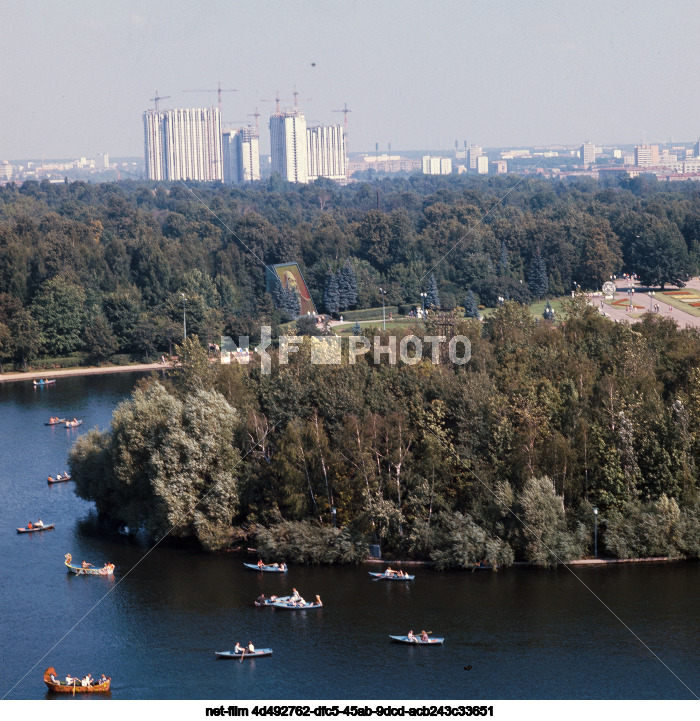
[30, 277, 86, 355]
[9, 308, 41, 369]
[463, 290, 480, 319]
[0, 321, 12, 372]
[426, 274, 440, 309]
[83, 313, 118, 364]
[69, 382, 241, 550]
[323, 270, 340, 314]
[337, 259, 358, 310]
[528, 247, 548, 300]
[626, 227, 692, 289]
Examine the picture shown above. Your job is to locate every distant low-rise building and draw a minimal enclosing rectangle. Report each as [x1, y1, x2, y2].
[492, 160, 507, 174]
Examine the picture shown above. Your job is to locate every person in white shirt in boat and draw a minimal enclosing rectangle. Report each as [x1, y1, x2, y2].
[35, 519, 44, 528]
[291, 588, 300, 600]
[385, 567, 395, 577]
[247, 641, 255, 653]
[50, 672, 60, 684]
[65, 674, 74, 685]
[407, 630, 416, 642]
[234, 642, 245, 654]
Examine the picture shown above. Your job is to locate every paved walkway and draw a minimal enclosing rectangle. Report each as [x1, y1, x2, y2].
[592, 277, 700, 329]
[0, 362, 174, 384]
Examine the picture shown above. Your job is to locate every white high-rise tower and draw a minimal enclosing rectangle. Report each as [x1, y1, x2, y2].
[307, 124, 346, 181]
[144, 107, 223, 181]
[223, 128, 260, 183]
[270, 110, 308, 183]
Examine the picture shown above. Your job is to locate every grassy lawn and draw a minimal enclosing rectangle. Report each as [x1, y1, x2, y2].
[653, 291, 700, 317]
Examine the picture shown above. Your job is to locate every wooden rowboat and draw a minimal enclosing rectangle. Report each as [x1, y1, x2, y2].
[369, 571, 415, 581]
[64, 553, 114, 576]
[254, 595, 292, 606]
[270, 598, 322, 610]
[44, 667, 110, 693]
[243, 562, 287, 573]
[45, 418, 66, 425]
[389, 635, 444, 645]
[215, 649, 273, 659]
[65, 420, 83, 428]
[48, 474, 71, 483]
[17, 523, 54, 533]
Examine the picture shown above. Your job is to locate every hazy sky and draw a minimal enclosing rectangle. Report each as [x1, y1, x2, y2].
[3, 0, 700, 160]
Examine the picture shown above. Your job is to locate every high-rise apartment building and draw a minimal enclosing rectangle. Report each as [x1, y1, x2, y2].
[467, 145, 483, 170]
[422, 156, 452, 175]
[694, 139, 700, 157]
[270, 110, 308, 183]
[635, 144, 659, 166]
[476, 155, 489, 174]
[223, 127, 260, 183]
[580, 141, 596, 165]
[144, 107, 223, 181]
[307, 124, 347, 181]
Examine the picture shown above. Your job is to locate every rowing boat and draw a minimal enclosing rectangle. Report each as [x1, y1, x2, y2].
[215, 649, 273, 659]
[243, 562, 287, 573]
[44, 667, 111, 693]
[45, 418, 65, 425]
[17, 523, 55, 533]
[65, 420, 83, 428]
[34, 379, 56, 386]
[254, 595, 292, 606]
[64, 553, 114, 576]
[270, 598, 322, 610]
[48, 474, 71, 483]
[389, 635, 444, 645]
[369, 571, 415, 581]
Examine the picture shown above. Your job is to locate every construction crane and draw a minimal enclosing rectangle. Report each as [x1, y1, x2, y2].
[260, 91, 282, 115]
[150, 91, 171, 112]
[247, 107, 262, 129]
[182, 82, 237, 115]
[333, 102, 353, 136]
[292, 86, 312, 111]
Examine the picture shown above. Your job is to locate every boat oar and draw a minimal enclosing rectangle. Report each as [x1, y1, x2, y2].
[239, 648, 245, 663]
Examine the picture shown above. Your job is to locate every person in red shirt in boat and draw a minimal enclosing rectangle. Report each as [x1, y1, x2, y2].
[27, 522, 33, 529]
[257, 559, 264, 568]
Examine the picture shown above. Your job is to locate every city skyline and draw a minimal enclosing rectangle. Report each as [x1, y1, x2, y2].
[3, 1, 700, 161]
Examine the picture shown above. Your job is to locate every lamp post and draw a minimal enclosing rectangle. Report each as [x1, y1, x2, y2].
[650, 290, 655, 312]
[181, 293, 187, 341]
[420, 292, 427, 318]
[593, 507, 599, 558]
[379, 287, 386, 330]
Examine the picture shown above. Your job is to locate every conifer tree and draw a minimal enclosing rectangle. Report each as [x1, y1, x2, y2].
[324, 270, 340, 315]
[352, 321, 362, 335]
[337, 260, 358, 310]
[528, 247, 548, 300]
[464, 290, 480, 319]
[426, 274, 441, 309]
[285, 288, 301, 319]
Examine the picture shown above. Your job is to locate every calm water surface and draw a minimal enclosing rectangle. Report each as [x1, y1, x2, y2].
[1, 373, 699, 701]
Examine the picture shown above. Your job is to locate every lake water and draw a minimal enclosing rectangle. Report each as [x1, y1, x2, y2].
[1, 372, 699, 701]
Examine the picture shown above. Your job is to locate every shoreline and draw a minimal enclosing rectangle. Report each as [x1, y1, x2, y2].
[0, 362, 174, 384]
[362, 556, 687, 568]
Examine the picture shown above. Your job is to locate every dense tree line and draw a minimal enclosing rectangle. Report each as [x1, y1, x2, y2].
[69, 301, 700, 566]
[1, 174, 699, 367]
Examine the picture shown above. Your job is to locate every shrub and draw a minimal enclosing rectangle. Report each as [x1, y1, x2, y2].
[253, 519, 368, 564]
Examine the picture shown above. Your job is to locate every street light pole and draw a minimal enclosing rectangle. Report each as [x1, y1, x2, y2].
[650, 290, 655, 312]
[182, 293, 187, 341]
[379, 287, 386, 330]
[593, 507, 598, 559]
